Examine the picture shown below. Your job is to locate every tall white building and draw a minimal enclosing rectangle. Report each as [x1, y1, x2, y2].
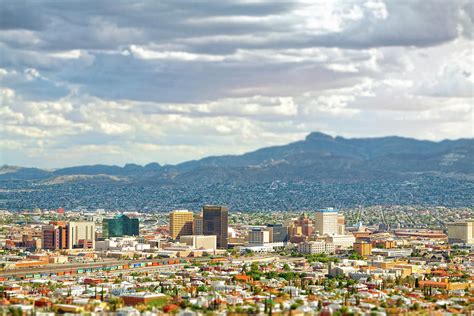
[447, 220, 474, 244]
[314, 209, 339, 236]
[67, 221, 95, 249]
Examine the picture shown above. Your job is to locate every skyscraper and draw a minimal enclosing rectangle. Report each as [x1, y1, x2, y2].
[103, 214, 139, 238]
[42, 221, 67, 250]
[314, 208, 339, 236]
[447, 220, 474, 244]
[193, 212, 203, 235]
[202, 205, 228, 249]
[267, 224, 289, 243]
[248, 228, 270, 245]
[67, 221, 95, 249]
[290, 213, 314, 237]
[169, 210, 194, 240]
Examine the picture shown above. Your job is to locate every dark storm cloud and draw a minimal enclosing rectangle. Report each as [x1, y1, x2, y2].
[0, 1, 46, 30]
[2, 0, 471, 52]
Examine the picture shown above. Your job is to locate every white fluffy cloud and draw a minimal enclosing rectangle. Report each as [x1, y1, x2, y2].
[0, 0, 472, 167]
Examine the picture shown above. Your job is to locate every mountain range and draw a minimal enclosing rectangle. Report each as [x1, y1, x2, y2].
[1, 132, 473, 184]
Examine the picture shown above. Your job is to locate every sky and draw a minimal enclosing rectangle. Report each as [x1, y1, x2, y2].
[1, 0, 473, 168]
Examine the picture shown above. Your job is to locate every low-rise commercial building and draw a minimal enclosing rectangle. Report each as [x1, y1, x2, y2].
[180, 235, 217, 250]
[326, 234, 356, 249]
[354, 241, 372, 257]
[297, 241, 335, 254]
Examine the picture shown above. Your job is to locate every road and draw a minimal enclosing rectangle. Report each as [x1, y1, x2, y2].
[0, 258, 190, 279]
[0, 255, 284, 279]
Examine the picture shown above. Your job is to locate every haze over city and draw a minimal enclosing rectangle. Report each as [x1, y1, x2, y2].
[1, 1, 473, 168]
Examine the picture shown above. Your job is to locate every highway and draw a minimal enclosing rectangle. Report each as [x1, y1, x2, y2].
[0, 255, 285, 279]
[0, 258, 192, 279]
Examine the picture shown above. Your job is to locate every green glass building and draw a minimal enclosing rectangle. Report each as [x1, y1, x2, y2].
[103, 214, 139, 238]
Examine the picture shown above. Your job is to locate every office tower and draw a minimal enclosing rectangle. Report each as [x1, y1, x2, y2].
[103, 214, 139, 238]
[291, 213, 314, 237]
[193, 213, 203, 235]
[337, 214, 346, 235]
[266, 224, 289, 243]
[447, 220, 474, 244]
[169, 210, 194, 240]
[202, 205, 228, 249]
[67, 221, 95, 249]
[248, 228, 270, 245]
[42, 221, 67, 250]
[314, 208, 339, 235]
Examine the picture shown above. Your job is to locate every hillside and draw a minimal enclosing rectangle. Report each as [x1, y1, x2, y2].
[1, 132, 472, 184]
[0, 133, 474, 183]
[1, 132, 473, 210]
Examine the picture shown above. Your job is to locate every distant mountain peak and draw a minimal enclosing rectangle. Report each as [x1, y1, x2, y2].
[144, 162, 162, 170]
[305, 131, 334, 142]
[0, 132, 472, 183]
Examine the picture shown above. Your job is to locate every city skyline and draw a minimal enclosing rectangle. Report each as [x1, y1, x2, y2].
[0, 1, 472, 315]
[1, 1, 473, 168]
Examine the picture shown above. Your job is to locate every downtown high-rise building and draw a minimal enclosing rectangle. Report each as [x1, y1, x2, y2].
[169, 210, 194, 240]
[43, 221, 95, 250]
[266, 224, 289, 243]
[290, 213, 314, 237]
[193, 212, 203, 235]
[103, 214, 139, 238]
[202, 205, 228, 249]
[314, 208, 339, 235]
[67, 221, 95, 249]
[42, 221, 68, 250]
[447, 220, 474, 244]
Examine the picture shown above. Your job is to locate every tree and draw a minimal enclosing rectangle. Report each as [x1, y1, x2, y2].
[108, 297, 123, 312]
[348, 251, 363, 260]
[396, 298, 404, 307]
[412, 302, 420, 311]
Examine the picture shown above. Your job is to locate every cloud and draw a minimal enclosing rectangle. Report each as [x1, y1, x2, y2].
[417, 49, 474, 98]
[0, 0, 472, 167]
[0, 1, 46, 31]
